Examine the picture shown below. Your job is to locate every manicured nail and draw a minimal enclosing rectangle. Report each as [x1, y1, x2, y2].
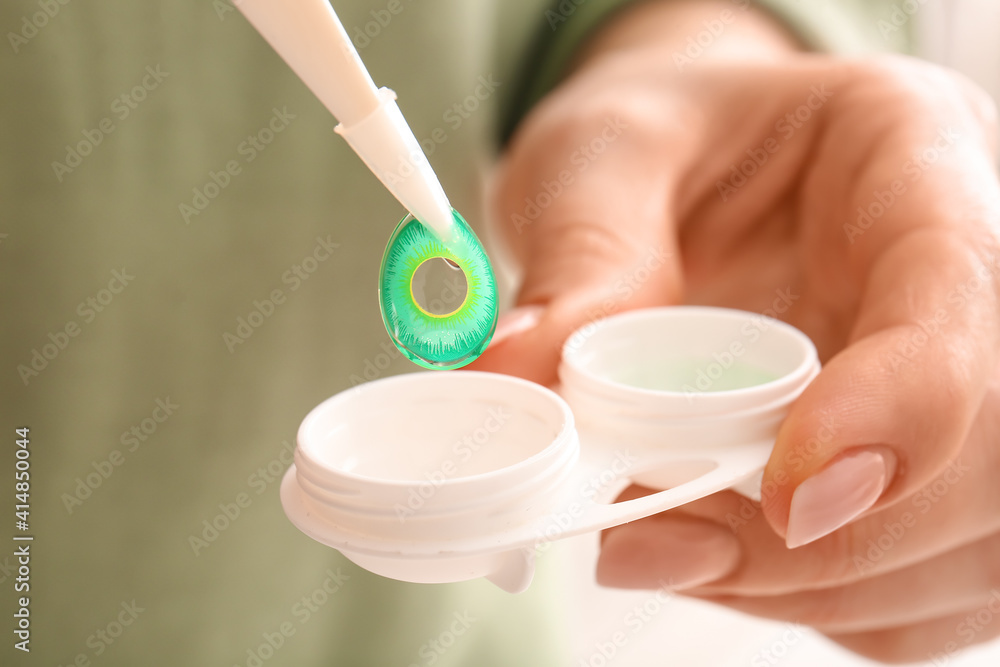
[785, 449, 892, 549]
[596, 518, 741, 590]
[490, 305, 544, 346]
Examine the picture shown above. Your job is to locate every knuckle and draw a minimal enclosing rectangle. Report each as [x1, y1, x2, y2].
[518, 81, 675, 158]
[850, 55, 960, 104]
[846, 56, 996, 144]
[526, 219, 639, 273]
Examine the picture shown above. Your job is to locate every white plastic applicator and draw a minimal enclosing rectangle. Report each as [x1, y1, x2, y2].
[236, 0, 457, 243]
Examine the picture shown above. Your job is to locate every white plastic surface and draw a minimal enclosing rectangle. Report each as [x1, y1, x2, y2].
[236, 0, 455, 241]
[236, 0, 379, 126]
[281, 307, 821, 592]
[334, 88, 456, 244]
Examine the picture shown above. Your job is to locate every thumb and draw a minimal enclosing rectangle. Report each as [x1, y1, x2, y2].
[468, 108, 684, 384]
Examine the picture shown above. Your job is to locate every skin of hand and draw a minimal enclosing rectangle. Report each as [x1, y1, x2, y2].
[469, 0, 1000, 663]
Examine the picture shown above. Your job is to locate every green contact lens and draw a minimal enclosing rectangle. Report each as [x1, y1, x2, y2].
[379, 209, 498, 370]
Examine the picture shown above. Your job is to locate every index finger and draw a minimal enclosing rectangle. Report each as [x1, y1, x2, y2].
[761, 58, 1000, 547]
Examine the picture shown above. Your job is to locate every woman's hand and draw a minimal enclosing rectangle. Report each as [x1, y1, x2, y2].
[470, 1, 1000, 662]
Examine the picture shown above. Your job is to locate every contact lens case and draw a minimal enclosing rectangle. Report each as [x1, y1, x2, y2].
[281, 307, 820, 592]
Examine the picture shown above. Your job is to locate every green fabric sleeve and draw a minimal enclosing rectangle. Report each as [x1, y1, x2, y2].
[502, 0, 641, 139]
[503, 0, 912, 141]
[753, 0, 910, 54]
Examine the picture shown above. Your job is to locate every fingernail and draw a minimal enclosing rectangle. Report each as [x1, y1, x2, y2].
[596, 518, 741, 590]
[490, 305, 544, 346]
[785, 449, 893, 549]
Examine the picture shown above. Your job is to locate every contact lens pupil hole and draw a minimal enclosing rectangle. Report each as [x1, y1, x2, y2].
[411, 257, 469, 317]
